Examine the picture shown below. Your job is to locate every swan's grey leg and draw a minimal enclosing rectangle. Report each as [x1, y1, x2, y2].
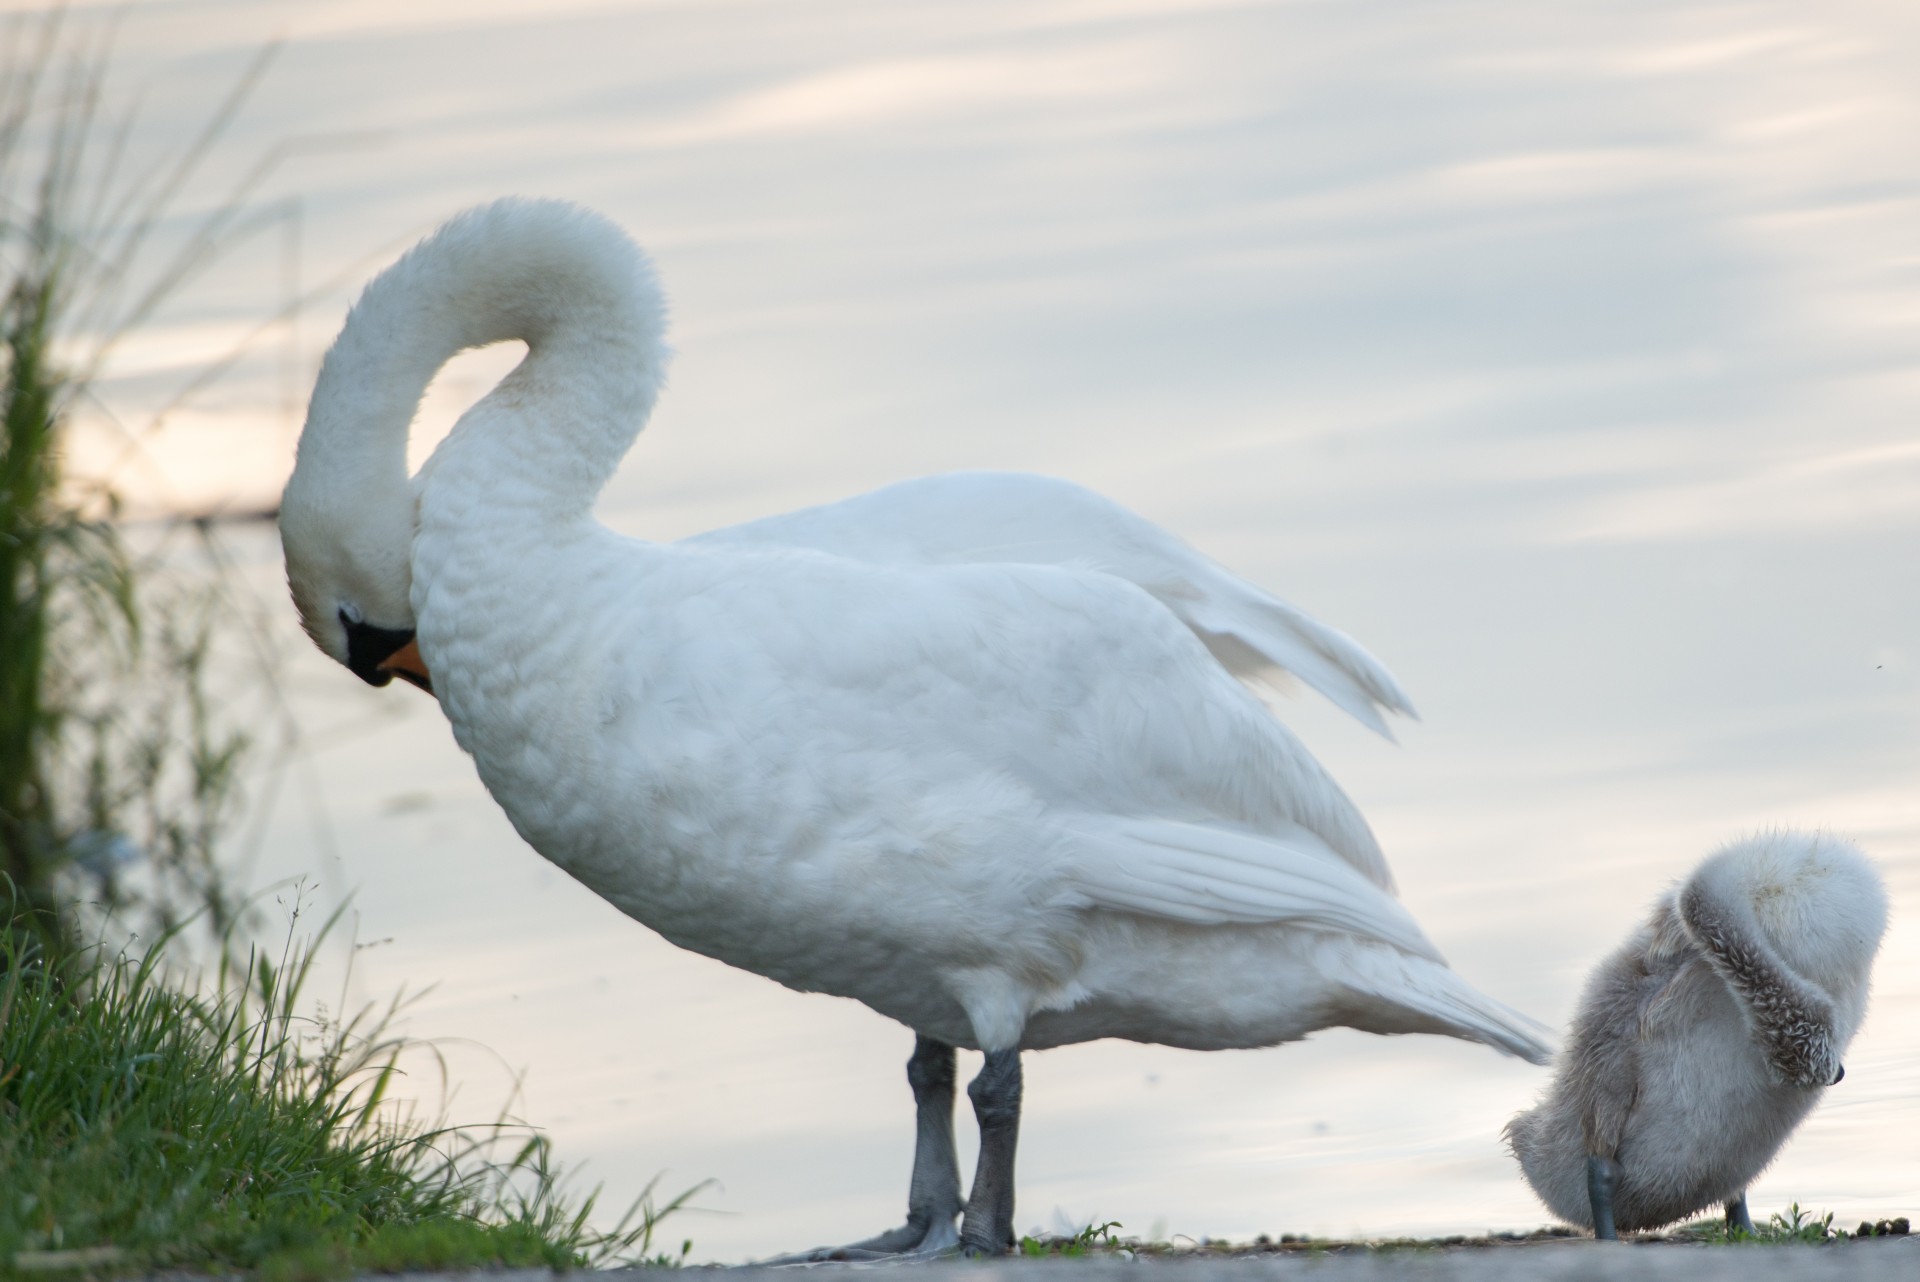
[848, 1035, 962, 1253]
[1586, 1154, 1620, 1241]
[761, 1035, 961, 1262]
[960, 1049, 1023, 1257]
[1725, 1192, 1755, 1236]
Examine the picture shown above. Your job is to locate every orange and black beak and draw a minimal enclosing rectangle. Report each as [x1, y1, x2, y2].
[378, 637, 433, 695]
[342, 614, 434, 695]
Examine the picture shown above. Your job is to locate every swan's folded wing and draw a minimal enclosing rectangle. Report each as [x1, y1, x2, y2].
[1056, 815, 1443, 962]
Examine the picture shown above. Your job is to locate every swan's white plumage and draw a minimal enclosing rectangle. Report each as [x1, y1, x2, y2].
[1057, 816, 1433, 953]
[283, 197, 1550, 1069]
[693, 471, 1418, 745]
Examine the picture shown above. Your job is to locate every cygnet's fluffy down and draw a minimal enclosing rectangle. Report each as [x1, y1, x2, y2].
[1506, 831, 1887, 1235]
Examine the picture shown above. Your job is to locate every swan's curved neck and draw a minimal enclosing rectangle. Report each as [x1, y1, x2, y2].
[296, 201, 668, 523]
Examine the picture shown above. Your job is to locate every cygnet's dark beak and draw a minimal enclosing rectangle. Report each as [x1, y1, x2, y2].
[343, 614, 421, 690]
[1832, 1063, 1845, 1085]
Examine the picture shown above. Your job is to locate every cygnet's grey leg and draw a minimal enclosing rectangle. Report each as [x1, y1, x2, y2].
[960, 1049, 1023, 1257]
[1725, 1192, 1755, 1236]
[1586, 1154, 1620, 1241]
[763, 1035, 961, 1262]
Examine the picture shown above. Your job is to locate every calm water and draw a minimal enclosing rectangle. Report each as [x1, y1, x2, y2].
[65, 0, 1920, 1261]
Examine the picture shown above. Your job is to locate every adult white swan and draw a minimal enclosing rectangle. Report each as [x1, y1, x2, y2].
[280, 198, 1550, 1258]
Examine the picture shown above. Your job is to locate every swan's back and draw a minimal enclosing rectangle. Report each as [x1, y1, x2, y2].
[693, 472, 1416, 742]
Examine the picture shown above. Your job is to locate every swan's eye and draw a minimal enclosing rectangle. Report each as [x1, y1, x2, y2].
[338, 604, 365, 627]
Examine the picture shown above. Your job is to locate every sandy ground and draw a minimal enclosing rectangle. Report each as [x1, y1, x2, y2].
[802, 1238, 1920, 1279]
[974, 1239, 1918, 1279]
[867, 1243, 1904, 1282]
[363, 1235, 1920, 1281]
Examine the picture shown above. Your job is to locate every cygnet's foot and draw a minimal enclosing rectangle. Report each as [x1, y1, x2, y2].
[761, 1215, 960, 1264]
[1585, 1154, 1621, 1241]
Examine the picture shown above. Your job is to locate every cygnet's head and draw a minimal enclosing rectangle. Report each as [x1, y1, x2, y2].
[1691, 831, 1888, 1014]
[279, 464, 426, 692]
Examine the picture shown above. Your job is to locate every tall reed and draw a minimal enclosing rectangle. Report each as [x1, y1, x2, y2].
[2, 16, 702, 1269]
[0, 7, 266, 954]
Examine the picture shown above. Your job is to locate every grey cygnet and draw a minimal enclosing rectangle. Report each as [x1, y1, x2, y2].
[1506, 831, 1887, 1238]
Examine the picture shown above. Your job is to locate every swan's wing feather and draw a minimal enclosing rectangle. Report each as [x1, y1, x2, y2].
[1181, 586, 1416, 741]
[668, 544, 1399, 891]
[938, 562, 1397, 891]
[1059, 816, 1441, 962]
[688, 472, 1415, 739]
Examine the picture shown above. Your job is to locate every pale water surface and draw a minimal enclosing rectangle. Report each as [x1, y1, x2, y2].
[43, 0, 1920, 1261]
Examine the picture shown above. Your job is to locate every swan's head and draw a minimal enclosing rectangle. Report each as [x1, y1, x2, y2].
[280, 195, 669, 697]
[279, 461, 428, 691]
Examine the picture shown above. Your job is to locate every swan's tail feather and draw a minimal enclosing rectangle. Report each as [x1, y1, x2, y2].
[1340, 946, 1556, 1065]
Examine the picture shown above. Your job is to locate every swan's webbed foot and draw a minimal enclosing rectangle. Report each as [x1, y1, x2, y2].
[760, 1035, 963, 1265]
[1586, 1154, 1620, 1241]
[762, 1214, 959, 1264]
[1725, 1192, 1755, 1237]
[959, 1049, 1023, 1257]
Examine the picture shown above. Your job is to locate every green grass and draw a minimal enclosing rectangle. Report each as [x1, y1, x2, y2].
[0, 909, 698, 1278]
[1673, 1203, 1881, 1245]
[1019, 1221, 1125, 1257]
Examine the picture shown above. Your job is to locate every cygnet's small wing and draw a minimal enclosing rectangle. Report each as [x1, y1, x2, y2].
[1056, 815, 1442, 962]
[1678, 877, 1842, 1088]
[687, 472, 1416, 739]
